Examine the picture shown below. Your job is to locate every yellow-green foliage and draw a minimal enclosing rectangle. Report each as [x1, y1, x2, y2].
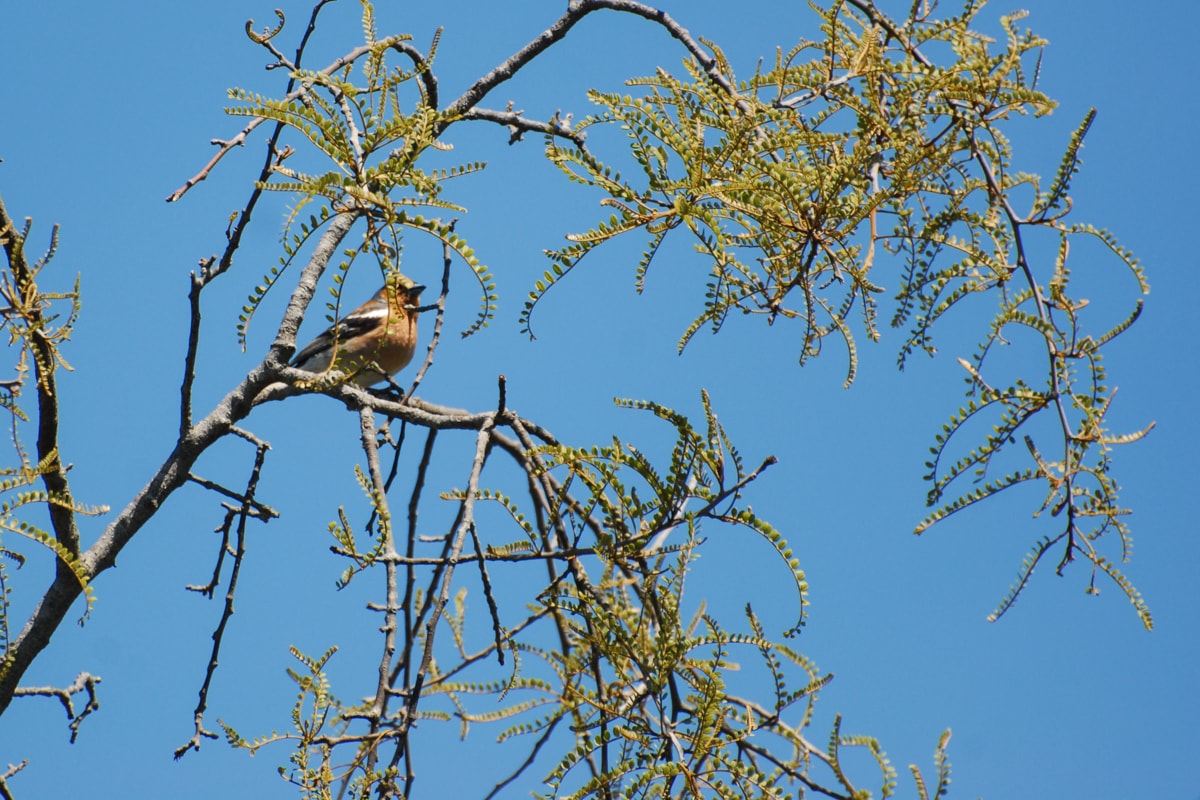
[0, 208, 110, 677]
[213, 2, 1152, 797]
[531, 2, 1150, 627]
[227, 0, 1151, 628]
[228, 3, 494, 350]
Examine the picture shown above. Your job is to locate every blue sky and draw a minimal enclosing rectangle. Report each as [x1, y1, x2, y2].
[1, 2, 1197, 798]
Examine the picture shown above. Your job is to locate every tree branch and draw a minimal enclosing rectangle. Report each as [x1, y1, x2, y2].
[0, 210, 356, 714]
[442, 0, 738, 125]
[11, 672, 101, 744]
[0, 196, 81, 568]
[175, 432, 272, 760]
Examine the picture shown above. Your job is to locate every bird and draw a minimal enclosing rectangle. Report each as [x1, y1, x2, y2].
[291, 274, 426, 388]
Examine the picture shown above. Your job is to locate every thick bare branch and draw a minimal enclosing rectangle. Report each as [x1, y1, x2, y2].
[0, 210, 356, 714]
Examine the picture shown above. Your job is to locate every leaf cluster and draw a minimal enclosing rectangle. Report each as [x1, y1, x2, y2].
[229, 4, 495, 348]
[0, 1, 1151, 798]
[533, 1, 1151, 625]
[214, 387, 959, 798]
[0, 208, 109, 679]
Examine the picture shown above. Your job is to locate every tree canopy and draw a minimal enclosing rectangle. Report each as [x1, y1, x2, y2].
[1, 2, 1195, 799]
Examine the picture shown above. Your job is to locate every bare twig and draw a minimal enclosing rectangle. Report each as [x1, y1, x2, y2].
[175, 433, 272, 760]
[458, 107, 585, 147]
[185, 473, 278, 520]
[402, 413, 495, 791]
[0, 760, 28, 800]
[355, 406, 402, 787]
[11, 672, 101, 743]
[443, 0, 741, 123]
[403, 220, 455, 398]
[179, 265, 210, 434]
[168, 34, 437, 203]
[467, 521, 505, 666]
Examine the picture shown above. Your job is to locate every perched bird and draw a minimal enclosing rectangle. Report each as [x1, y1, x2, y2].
[291, 274, 426, 387]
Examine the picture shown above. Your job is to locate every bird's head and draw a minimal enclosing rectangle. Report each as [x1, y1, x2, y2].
[384, 273, 426, 309]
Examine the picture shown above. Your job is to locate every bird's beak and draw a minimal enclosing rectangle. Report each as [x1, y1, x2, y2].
[404, 284, 427, 312]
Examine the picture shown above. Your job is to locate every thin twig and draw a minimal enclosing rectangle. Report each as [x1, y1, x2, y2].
[405, 415, 495, 749]
[11, 672, 101, 744]
[174, 434, 271, 759]
[168, 34, 437, 203]
[0, 760, 28, 800]
[403, 219, 455, 398]
[355, 406, 401, 787]
[467, 521, 505, 665]
[185, 473, 278, 520]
